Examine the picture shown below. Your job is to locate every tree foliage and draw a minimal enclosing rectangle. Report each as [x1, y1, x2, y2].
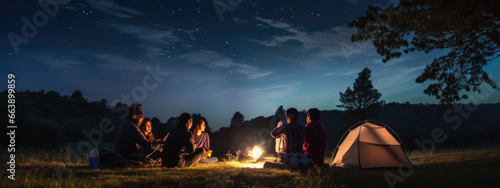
[0, 89, 120, 147]
[70, 90, 86, 103]
[349, 0, 500, 104]
[230, 111, 244, 127]
[338, 67, 382, 111]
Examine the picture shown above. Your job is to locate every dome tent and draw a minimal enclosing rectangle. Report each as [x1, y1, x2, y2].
[331, 120, 413, 169]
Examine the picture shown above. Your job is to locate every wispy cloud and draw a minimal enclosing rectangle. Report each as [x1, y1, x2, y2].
[321, 72, 336, 77]
[181, 50, 272, 79]
[233, 17, 249, 24]
[374, 65, 426, 93]
[95, 54, 144, 72]
[141, 46, 171, 59]
[110, 24, 181, 45]
[37, 55, 84, 72]
[85, 0, 144, 18]
[252, 17, 374, 59]
[252, 81, 302, 98]
[213, 81, 302, 102]
[321, 67, 364, 78]
[99, 22, 184, 58]
[254, 17, 293, 29]
[64, 0, 185, 59]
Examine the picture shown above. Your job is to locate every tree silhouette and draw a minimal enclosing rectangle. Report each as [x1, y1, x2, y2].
[46, 90, 61, 101]
[338, 67, 382, 111]
[349, 0, 499, 104]
[70, 90, 86, 103]
[230, 111, 244, 128]
[337, 68, 383, 128]
[100, 99, 108, 106]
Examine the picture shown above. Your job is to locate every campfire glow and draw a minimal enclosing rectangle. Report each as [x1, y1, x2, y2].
[248, 146, 263, 160]
[238, 146, 265, 168]
[239, 162, 265, 168]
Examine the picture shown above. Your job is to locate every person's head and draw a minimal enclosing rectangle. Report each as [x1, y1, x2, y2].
[307, 108, 320, 123]
[140, 118, 152, 134]
[285, 108, 299, 123]
[127, 103, 143, 125]
[179, 113, 193, 129]
[194, 119, 206, 132]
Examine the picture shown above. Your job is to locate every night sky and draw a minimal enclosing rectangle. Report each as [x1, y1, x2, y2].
[2, 0, 499, 130]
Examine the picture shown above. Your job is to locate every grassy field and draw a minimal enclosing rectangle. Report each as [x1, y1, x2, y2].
[1, 147, 499, 187]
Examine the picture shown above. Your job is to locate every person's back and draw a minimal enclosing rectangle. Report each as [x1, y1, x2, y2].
[115, 104, 152, 159]
[116, 120, 146, 156]
[271, 108, 304, 154]
[162, 113, 204, 168]
[303, 108, 328, 167]
[281, 122, 305, 154]
[162, 125, 195, 167]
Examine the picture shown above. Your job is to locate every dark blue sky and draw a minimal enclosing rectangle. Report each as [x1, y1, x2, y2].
[2, 0, 499, 130]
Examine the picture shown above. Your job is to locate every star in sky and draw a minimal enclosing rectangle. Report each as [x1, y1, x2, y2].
[1, 0, 499, 130]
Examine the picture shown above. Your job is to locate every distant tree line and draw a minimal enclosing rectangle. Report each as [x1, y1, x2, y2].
[1, 90, 499, 156]
[0, 90, 212, 149]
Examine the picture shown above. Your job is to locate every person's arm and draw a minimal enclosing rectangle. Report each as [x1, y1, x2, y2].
[134, 125, 152, 149]
[271, 125, 286, 138]
[303, 126, 310, 153]
[206, 133, 210, 150]
[162, 132, 169, 141]
[185, 132, 196, 154]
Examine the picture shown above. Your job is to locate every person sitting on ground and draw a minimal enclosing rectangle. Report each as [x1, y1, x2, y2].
[115, 103, 160, 163]
[139, 118, 168, 162]
[192, 119, 212, 156]
[192, 119, 218, 163]
[303, 108, 328, 167]
[270, 108, 305, 154]
[140, 118, 169, 143]
[265, 108, 305, 169]
[140, 118, 157, 142]
[274, 107, 287, 158]
[162, 113, 205, 168]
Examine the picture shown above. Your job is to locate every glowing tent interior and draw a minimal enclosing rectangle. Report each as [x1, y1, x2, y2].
[331, 120, 413, 169]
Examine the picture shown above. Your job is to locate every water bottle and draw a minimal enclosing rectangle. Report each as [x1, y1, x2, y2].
[89, 147, 99, 169]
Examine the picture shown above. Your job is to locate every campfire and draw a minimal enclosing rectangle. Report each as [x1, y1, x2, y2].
[239, 146, 265, 168]
[248, 146, 263, 161]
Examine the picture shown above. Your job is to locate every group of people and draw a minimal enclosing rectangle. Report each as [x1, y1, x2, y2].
[270, 108, 328, 167]
[115, 103, 215, 168]
[115, 104, 327, 168]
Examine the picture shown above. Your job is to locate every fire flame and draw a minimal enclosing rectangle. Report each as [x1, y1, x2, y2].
[248, 146, 263, 160]
[238, 146, 265, 168]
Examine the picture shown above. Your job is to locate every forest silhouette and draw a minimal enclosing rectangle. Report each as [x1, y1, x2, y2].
[2, 89, 499, 157]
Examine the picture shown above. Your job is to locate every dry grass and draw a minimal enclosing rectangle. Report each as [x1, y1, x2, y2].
[1, 146, 499, 187]
[406, 147, 500, 165]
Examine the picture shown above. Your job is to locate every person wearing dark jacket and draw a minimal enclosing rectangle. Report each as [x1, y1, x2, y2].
[303, 108, 328, 167]
[162, 113, 205, 167]
[115, 103, 159, 162]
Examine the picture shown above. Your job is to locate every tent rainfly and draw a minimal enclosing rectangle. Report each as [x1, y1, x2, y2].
[331, 120, 413, 169]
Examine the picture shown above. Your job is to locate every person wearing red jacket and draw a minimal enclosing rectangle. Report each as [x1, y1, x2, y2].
[303, 108, 328, 167]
